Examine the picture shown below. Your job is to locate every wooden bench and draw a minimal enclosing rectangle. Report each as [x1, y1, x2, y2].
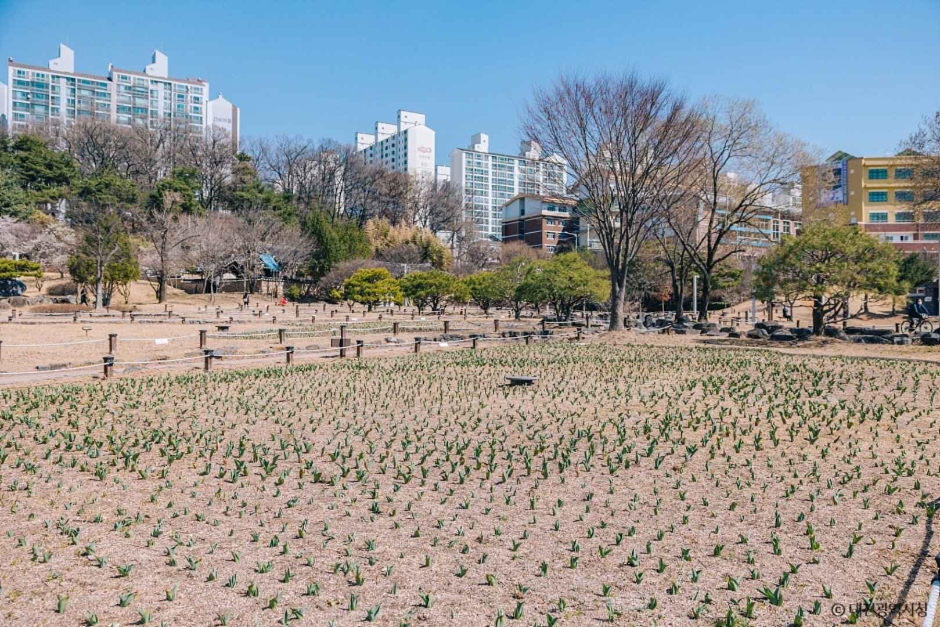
[505, 376, 538, 386]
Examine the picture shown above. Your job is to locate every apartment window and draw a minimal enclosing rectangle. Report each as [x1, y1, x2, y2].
[546, 232, 556, 240]
[895, 168, 913, 179]
[868, 191, 888, 203]
[895, 211, 914, 223]
[924, 233, 940, 241]
[869, 212, 889, 223]
[895, 191, 915, 203]
[868, 168, 888, 180]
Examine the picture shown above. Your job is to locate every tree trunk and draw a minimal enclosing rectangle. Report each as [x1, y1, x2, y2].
[672, 275, 685, 320]
[812, 296, 825, 335]
[608, 276, 624, 331]
[158, 275, 167, 304]
[94, 260, 104, 311]
[698, 274, 712, 322]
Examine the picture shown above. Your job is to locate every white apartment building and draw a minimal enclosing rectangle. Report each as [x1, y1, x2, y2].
[450, 133, 568, 240]
[0, 81, 8, 132]
[355, 110, 437, 181]
[2, 44, 239, 147]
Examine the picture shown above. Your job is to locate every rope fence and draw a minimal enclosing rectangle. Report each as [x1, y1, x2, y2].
[0, 329, 585, 381]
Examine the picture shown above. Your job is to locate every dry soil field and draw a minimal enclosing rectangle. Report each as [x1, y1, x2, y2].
[0, 341, 937, 626]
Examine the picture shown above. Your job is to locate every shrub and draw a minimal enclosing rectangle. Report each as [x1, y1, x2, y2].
[46, 281, 78, 296]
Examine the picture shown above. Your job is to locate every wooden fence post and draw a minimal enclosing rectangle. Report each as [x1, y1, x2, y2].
[199, 329, 207, 349]
[356, 340, 364, 358]
[103, 355, 114, 379]
[108, 333, 117, 355]
[286, 346, 294, 366]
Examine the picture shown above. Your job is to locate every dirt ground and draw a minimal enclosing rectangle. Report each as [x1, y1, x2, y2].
[0, 334, 937, 626]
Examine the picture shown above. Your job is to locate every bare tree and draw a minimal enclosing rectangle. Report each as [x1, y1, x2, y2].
[135, 190, 199, 302]
[671, 98, 806, 319]
[59, 119, 135, 178]
[0, 217, 76, 288]
[249, 135, 316, 201]
[185, 127, 236, 212]
[653, 200, 698, 320]
[233, 211, 285, 293]
[412, 180, 465, 234]
[900, 113, 940, 225]
[524, 72, 702, 330]
[267, 225, 312, 296]
[125, 119, 192, 189]
[182, 213, 239, 301]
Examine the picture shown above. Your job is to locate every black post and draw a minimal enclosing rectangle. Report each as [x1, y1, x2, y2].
[340, 324, 347, 358]
[199, 329, 207, 349]
[108, 333, 117, 355]
[103, 355, 114, 379]
[393, 322, 400, 336]
[203, 349, 215, 372]
[278, 328, 287, 344]
[356, 340, 364, 358]
[286, 346, 294, 366]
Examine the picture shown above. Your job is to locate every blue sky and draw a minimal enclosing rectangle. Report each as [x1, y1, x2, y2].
[2, 0, 939, 162]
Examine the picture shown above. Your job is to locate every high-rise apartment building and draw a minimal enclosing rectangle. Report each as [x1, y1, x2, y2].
[450, 133, 567, 240]
[355, 110, 437, 182]
[802, 151, 933, 252]
[2, 44, 239, 147]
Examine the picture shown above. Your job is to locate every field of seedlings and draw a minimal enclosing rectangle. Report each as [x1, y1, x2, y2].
[0, 342, 937, 626]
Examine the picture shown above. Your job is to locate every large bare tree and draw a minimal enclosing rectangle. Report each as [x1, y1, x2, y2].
[669, 98, 805, 319]
[523, 72, 702, 330]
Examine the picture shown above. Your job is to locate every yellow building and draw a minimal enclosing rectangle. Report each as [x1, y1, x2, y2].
[802, 151, 938, 252]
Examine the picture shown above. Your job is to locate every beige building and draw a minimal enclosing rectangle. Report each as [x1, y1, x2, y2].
[803, 151, 937, 252]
